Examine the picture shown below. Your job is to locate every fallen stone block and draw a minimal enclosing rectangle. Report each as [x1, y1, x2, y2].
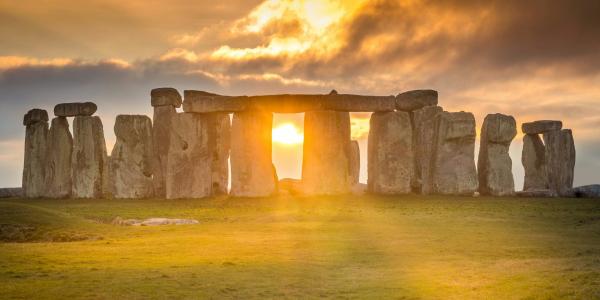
[0, 188, 22, 198]
[571, 185, 600, 198]
[515, 189, 557, 198]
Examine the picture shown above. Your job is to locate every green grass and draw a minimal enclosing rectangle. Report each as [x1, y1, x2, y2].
[0, 195, 599, 299]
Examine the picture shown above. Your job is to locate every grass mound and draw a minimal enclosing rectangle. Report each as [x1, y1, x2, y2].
[0, 202, 102, 242]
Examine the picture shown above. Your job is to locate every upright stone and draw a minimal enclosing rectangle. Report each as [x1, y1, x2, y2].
[411, 105, 443, 194]
[45, 117, 72, 198]
[110, 115, 154, 198]
[166, 113, 230, 199]
[302, 111, 352, 195]
[151, 88, 181, 197]
[349, 140, 360, 185]
[22, 109, 49, 198]
[477, 113, 517, 196]
[367, 111, 414, 194]
[430, 112, 478, 195]
[72, 116, 108, 198]
[522, 134, 548, 191]
[230, 110, 275, 197]
[543, 129, 575, 196]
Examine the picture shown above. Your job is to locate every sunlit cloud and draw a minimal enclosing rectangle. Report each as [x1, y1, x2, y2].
[272, 123, 304, 145]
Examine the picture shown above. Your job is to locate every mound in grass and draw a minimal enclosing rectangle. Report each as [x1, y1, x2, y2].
[0, 202, 102, 242]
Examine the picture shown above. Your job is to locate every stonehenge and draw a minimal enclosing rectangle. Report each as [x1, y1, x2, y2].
[19, 87, 583, 199]
[477, 114, 517, 196]
[110, 115, 154, 198]
[302, 111, 352, 195]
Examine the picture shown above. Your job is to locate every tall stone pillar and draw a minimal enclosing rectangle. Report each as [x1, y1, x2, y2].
[349, 140, 360, 185]
[230, 110, 275, 197]
[151, 88, 182, 198]
[46, 117, 73, 198]
[367, 111, 414, 194]
[166, 113, 230, 199]
[522, 134, 548, 191]
[22, 109, 49, 198]
[430, 112, 478, 195]
[302, 111, 352, 195]
[110, 115, 154, 198]
[477, 113, 517, 196]
[411, 105, 443, 194]
[544, 129, 575, 196]
[72, 116, 109, 198]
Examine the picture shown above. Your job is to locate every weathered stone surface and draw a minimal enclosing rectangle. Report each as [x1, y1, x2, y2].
[478, 114, 517, 196]
[349, 140, 360, 185]
[45, 117, 73, 198]
[278, 178, 302, 196]
[543, 129, 575, 196]
[183, 90, 247, 113]
[411, 105, 443, 194]
[368, 111, 414, 194]
[322, 94, 395, 112]
[0, 188, 22, 198]
[53, 102, 97, 117]
[522, 120, 562, 135]
[302, 111, 352, 195]
[23, 109, 48, 126]
[230, 111, 275, 197]
[522, 134, 548, 190]
[110, 115, 154, 198]
[151, 88, 182, 107]
[515, 189, 557, 198]
[430, 112, 478, 195]
[71, 116, 109, 198]
[151, 105, 176, 197]
[22, 110, 48, 198]
[395, 90, 438, 112]
[571, 184, 600, 198]
[166, 113, 230, 199]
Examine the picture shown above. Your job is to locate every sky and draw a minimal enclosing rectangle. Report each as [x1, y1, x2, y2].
[1, 0, 600, 188]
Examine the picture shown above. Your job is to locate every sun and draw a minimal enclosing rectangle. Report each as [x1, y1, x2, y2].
[272, 123, 303, 145]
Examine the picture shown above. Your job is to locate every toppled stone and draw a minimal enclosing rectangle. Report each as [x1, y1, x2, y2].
[395, 90, 438, 112]
[543, 129, 575, 196]
[53, 102, 97, 117]
[0, 188, 22, 198]
[151, 88, 182, 107]
[478, 113, 517, 196]
[110, 115, 154, 198]
[571, 185, 600, 198]
[183, 90, 247, 113]
[430, 111, 478, 195]
[368, 111, 414, 194]
[45, 117, 73, 198]
[515, 189, 557, 198]
[166, 113, 230, 199]
[23, 109, 49, 126]
[112, 217, 199, 226]
[22, 110, 49, 198]
[152, 105, 177, 197]
[302, 111, 352, 195]
[411, 105, 443, 194]
[352, 183, 367, 195]
[349, 140, 360, 185]
[230, 111, 276, 197]
[522, 120, 562, 135]
[522, 134, 548, 190]
[71, 116, 109, 198]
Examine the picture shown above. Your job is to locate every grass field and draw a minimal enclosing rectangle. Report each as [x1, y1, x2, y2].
[1, 195, 599, 299]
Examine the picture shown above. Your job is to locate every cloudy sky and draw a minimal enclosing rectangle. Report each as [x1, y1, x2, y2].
[1, 0, 599, 188]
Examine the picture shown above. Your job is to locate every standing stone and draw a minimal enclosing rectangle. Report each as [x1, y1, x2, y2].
[166, 113, 230, 199]
[22, 109, 49, 198]
[367, 111, 414, 194]
[72, 116, 108, 198]
[477, 113, 517, 196]
[349, 140, 360, 185]
[543, 129, 575, 196]
[302, 111, 352, 195]
[230, 110, 275, 197]
[151, 88, 181, 197]
[522, 134, 548, 191]
[411, 105, 443, 194]
[110, 115, 154, 198]
[430, 112, 478, 195]
[45, 117, 72, 198]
